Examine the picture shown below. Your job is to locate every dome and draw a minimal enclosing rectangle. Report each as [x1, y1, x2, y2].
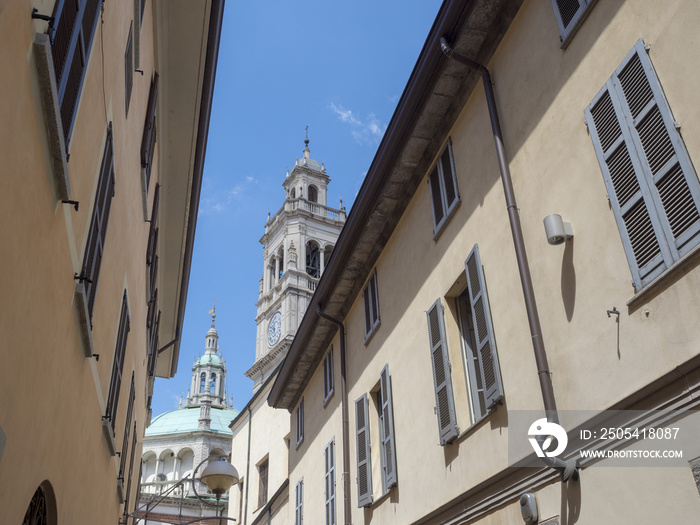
[207, 326, 218, 338]
[198, 353, 222, 367]
[296, 155, 323, 172]
[145, 407, 238, 436]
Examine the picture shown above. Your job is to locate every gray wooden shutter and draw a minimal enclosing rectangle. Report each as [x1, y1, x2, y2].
[440, 140, 459, 215]
[464, 245, 503, 411]
[355, 394, 373, 507]
[426, 299, 458, 444]
[550, 0, 593, 47]
[295, 479, 303, 525]
[380, 365, 397, 489]
[324, 439, 336, 525]
[428, 165, 445, 232]
[585, 39, 700, 290]
[141, 73, 159, 187]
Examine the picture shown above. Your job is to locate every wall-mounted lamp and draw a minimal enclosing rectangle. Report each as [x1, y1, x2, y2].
[520, 492, 538, 524]
[543, 214, 573, 245]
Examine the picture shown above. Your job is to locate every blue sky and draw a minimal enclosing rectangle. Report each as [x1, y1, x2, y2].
[151, 1, 443, 416]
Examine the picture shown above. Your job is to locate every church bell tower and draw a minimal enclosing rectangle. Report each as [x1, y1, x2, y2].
[246, 137, 346, 391]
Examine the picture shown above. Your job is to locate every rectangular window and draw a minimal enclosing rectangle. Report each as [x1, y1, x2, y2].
[428, 139, 460, 237]
[257, 459, 269, 509]
[323, 347, 334, 404]
[295, 478, 304, 525]
[141, 73, 159, 189]
[362, 269, 380, 341]
[122, 420, 138, 520]
[585, 40, 700, 292]
[118, 373, 136, 485]
[105, 291, 130, 433]
[296, 398, 304, 447]
[125, 22, 133, 116]
[50, 0, 102, 148]
[81, 123, 116, 323]
[324, 439, 336, 525]
[550, 0, 597, 48]
[427, 245, 504, 443]
[146, 184, 160, 374]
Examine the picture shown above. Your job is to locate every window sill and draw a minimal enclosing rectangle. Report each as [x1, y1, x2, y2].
[363, 320, 381, 346]
[102, 418, 116, 457]
[627, 242, 700, 309]
[73, 282, 94, 358]
[369, 485, 396, 509]
[323, 390, 334, 408]
[32, 33, 70, 201]
[432, 199, 461, 242]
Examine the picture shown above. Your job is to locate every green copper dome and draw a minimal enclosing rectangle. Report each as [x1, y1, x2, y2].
[198, 353, 222, 367]
[145, 407, 238, 436]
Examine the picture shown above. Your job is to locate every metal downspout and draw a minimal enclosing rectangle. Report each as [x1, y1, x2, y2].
[316, 306, 352, 525]
[440, 37, 577, 482]
[243, 404, 252, 525]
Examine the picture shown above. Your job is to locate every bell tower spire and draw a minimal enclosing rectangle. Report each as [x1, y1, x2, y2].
[185, 308, 229, 408]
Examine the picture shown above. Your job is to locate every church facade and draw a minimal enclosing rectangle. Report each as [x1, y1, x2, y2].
[138, 313, 239, 524]
[229, 141, 345, 524]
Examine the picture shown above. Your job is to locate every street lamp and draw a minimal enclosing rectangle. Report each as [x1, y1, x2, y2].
[130, 454, 240, 524]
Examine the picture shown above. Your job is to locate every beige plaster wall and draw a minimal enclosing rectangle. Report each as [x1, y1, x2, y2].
[286, 0, 700, 524]
[0, 0, 160, 523]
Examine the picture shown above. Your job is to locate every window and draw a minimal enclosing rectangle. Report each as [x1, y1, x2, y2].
[427, 139, 460, 237]
[585, 40, 700, 292]
[549, 0, 596, 48]
[296, 398, 304, 447]
[324, 439, 336, 525]
[308, 185, 318, 203]
[118, 373, 136, 493]
[210, 373, 216, 394]
[323, 347, 334, 404]
[426, 244, 503, 444]
[80, 123, 115, 323]
[146, 184, 160, 376]
[354, 364, 397, 507]
[125, 22, 133, 116]
[141, 73, 159, 189]
[122, 421, 138, 521]
[105, 291, 130, 434]
[295, 478, 304, 525]
[50, 0, 102, 148]
[362, 269, 380, 341]
[200, 372, 206, 394]
[257, 459, 269, 509]
[306, 241, 320, 278]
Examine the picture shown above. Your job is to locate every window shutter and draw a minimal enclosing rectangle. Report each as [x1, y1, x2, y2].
[585, 40, 700, 290]
[125, 22, 133, 116]
[123, 420, 138, 519]
[141, 73, 159, 188]
[355, 394, 373, 507]
[82, 124, 115, 321]
[426, 299, 458, 444]
[118, 373, 136, 483]
[51, 0, 102, 146]
[440, 141, 459, 215]
[550, 0, 593, 47]
[106, 291, 130, 432]
[464, 245, 503, 411]
[324, 439, 336, 525]
[428, 166, 445, 231]
[295, 479, 303, 525]
[380, 365, 397, 489]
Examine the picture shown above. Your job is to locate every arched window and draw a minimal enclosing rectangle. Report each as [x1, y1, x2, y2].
[278, 247, 285, 279]
[210, 373, 216, 394]
[22, 485, 48, 525]
[306, 241, 320, 278]
[308, 185, 318, 203]
[291, 188, 296, 199]
[200, 372, 206, 393]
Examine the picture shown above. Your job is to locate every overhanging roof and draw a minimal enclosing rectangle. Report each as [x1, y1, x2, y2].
[268, 0, 523, 410]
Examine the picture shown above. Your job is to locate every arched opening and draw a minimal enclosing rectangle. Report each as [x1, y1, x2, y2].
[291, 188, 296, 199]
[22, 482, 57, 525]
[306, 241, 320, 278]
[210, 373, 217, 394]
[277, 246, 285, 280]
[199, 372, 206, 393]
[308, 185, 318, 203]
[141, 451, 158, 494]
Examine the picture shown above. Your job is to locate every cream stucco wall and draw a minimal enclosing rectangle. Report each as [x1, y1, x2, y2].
[285, 1, 700, 524]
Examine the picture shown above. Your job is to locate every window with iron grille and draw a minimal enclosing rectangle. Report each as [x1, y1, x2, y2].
[362, 269, 380, 341]
[105, 291, 130, 433]
[49, 0, 102, 149]
[585, 39, 700, 292]
[427, 139, 460, 238]
[549, 0, 597, 48]
[80, 123, 115, 324]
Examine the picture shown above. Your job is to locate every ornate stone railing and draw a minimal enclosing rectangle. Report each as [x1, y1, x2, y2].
[266, 198, 346, 229]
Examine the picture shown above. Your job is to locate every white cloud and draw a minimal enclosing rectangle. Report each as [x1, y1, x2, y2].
[330, 103, 387, 146]
[198, 179, 249, 216]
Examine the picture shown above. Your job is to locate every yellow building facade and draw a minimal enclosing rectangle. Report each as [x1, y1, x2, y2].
[0, 0, 223, 523]
[269, 0, 700, 524]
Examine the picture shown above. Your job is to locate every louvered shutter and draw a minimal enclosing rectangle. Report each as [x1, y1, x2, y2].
[106, 291, 130, 432]
[585, 40, 700, 291]
[428, 165, 445, 231]
[324, 439, 336, 525]
[141, 73, 159, 187]
[464, 245, 503, 411]
[550, 0, 593, 47]
[426, 299, 459, 444]
[380, 365, 397, 489]
[295, 479, 303, 525]
[355, 394, 373, 507]
[51, 0, 102, 146]
[83, 124, 115, 322]
[440, 141, 459, 215]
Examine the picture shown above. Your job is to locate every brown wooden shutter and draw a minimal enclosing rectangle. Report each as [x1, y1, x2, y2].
[141, 73, 159, 187]
[106, 291, 130, 432]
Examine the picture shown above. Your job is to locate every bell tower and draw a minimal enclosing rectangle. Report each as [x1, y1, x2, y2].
[185, 309, 230, 409]
[247, 137, 346, 391]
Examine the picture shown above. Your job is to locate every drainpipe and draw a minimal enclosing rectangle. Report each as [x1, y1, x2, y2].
[440, 37, 577, 482]
[243, 405, 252, 525]
[316, 306, 352, 525]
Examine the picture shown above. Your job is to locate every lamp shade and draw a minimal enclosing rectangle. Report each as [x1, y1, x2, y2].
[200, 460, 239, 495]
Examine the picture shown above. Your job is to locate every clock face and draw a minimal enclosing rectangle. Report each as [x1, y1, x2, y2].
[267, 311, 282, 346]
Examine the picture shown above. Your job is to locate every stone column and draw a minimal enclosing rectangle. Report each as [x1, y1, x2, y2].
[320, 248, 325, 275]
[274, 256, 280, 285]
